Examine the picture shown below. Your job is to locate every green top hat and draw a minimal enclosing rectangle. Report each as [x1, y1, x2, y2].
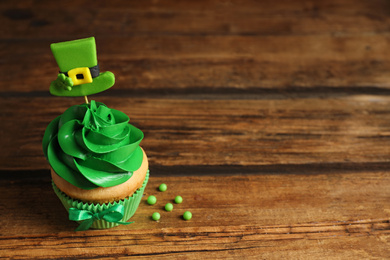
[50, 37, 115, 97]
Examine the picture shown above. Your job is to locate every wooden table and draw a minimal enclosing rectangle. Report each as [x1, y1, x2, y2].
[1, 0, 390, 258]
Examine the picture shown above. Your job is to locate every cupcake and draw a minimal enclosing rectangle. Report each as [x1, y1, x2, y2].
[42, 37, 149, 231]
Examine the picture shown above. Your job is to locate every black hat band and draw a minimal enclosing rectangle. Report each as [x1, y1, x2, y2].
[60, 64, 100, 78]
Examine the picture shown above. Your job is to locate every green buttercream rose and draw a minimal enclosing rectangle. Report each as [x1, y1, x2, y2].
[43, 100, 144, 190]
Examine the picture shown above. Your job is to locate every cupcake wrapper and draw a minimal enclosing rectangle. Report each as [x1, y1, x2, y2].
[52, 170, 149, 230]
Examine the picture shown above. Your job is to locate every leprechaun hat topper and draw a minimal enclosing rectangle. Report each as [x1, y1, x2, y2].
[50, 37, 115, 97]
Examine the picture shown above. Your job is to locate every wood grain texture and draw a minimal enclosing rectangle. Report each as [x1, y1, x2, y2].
[1, 95, 390, 170]
[2, 35, 390, 93]
[1, 0, 390, 93]
[0, 173, 389, 258]
[2, 0, 390, 37]
[1, 0, 390, 258]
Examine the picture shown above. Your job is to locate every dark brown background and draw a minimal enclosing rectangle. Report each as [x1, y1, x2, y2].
[1, 0, 390, 258]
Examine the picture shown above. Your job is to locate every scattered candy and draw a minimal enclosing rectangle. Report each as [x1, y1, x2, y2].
[174, 196, 183, 204]
[147, 184, 191, 222]
[183, 211, 192, 220]
[165, 203, 173, 212]
[152, 212, 160, 221]
[159, 183, 167, 192]
[147, 195, 157, 205]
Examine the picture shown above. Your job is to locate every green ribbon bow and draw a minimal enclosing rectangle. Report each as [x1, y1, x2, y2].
[69, 204, 133, 231]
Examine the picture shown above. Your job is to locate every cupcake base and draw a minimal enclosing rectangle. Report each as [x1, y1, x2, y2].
[52, 171, 149, 230]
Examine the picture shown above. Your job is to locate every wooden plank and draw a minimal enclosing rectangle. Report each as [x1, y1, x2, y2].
[2, 0, 390, 93]
[1, 0, 390, 38]
[1, 230, 389, 259]
[2, 34, 390, 93]
[0, 172, 389, 258]
[1, 95, 390, 170]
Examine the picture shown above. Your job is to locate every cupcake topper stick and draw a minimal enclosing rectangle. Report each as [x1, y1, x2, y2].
[84, 95, 89, 104]
[49, 37, 115, 100]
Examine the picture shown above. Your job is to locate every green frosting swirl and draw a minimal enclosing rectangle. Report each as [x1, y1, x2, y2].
[42, 100, 144, 190]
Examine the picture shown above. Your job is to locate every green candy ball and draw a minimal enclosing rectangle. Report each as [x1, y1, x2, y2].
[152, 212, 160, 221]
[159, 183, 167, 192]
[147, 195, 157, 205]
[183, 211, 192, 220]
[174, 196, 183, 204]
[165, 203, 173, 212]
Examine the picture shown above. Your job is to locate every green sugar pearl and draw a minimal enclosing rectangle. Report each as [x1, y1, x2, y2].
[174, 196, 183, 204]
[159, 183, 167, 192]
[165, 203, 173, 212]
[152, 212, 160, 221]
[147, 195, 157, 205]
[183, 211, 192, 220]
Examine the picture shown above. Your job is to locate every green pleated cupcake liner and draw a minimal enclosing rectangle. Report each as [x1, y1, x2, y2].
[52, 170, 149, 230]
